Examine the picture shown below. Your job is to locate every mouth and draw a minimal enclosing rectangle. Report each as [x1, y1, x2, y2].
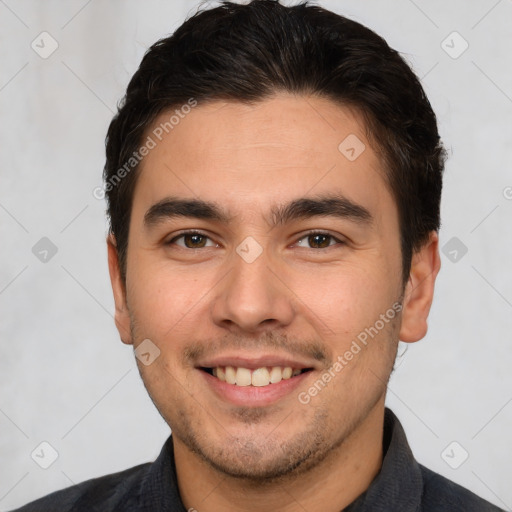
[200, 365, 313, 387]
[195, 354, 318, 407]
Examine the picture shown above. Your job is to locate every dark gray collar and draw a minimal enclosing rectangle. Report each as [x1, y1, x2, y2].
[344, 407, 423, 512]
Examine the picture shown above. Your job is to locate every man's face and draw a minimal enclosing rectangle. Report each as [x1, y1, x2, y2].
[112, 94, 409, 480]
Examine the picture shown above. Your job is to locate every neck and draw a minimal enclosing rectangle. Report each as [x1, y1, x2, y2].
[174, 402, 385, 512]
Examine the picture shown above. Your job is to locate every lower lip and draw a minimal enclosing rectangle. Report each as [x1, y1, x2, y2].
[199, 369, 312, 407]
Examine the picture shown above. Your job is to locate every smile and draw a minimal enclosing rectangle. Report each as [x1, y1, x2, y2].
[201, 366, 312, 387]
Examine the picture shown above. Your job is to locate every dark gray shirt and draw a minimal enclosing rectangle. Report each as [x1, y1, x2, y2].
[12, 408, 504, 511]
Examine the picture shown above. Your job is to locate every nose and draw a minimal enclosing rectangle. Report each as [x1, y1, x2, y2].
[210, 244, 295, 334]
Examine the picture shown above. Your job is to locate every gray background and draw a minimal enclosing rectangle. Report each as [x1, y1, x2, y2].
[1, 0, 511, 509]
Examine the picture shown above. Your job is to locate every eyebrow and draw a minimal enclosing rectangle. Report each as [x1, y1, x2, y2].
[143, 194, 373, 229]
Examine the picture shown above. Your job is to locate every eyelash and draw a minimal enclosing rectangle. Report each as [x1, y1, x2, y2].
[166, 230, 346, 250]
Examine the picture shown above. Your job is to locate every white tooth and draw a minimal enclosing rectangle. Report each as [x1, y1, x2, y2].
[235, 367, 252, 386]
[225, 366, 236, 385]
[282, 367, 293, 379]
[252, 368, 270, 387]
[292, 369, 301, 377]
[212, 368, 218, 378]
[269, 366, 283, 384]
[216, 367, 226, 382]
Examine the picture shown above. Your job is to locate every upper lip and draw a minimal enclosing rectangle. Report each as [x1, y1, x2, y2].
[195, 353, 318, 371]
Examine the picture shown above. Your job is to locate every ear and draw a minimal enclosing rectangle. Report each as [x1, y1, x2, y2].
[399, 231, 441, 343]
[107, 234, 133, 345]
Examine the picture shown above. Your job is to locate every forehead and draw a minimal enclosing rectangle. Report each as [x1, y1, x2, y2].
[132, 93, 395, 226]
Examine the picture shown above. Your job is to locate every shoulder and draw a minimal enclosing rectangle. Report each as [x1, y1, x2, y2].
[420, 464, 505, 512]
[10, 462, 151, 512]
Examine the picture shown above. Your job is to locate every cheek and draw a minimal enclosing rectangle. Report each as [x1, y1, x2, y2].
[127, 262, 213, 339]
[290, 261, 397, 338]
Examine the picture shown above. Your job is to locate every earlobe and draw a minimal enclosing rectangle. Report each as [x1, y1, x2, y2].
[399, 231, 441, 343]
[107, 234, 133, 345]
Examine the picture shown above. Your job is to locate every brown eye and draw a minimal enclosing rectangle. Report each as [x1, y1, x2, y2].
[308, 234, 331, 248]
[295, 232, 343, 249]
[168, 231, 217, 249]
[183, 234, 207, 248]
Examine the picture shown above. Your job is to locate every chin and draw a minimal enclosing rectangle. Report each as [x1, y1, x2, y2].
[172, 407, 338, 483]
[194, 437, 323, 482]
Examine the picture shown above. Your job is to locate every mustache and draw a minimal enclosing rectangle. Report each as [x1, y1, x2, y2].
[182, 331, 331, 367]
